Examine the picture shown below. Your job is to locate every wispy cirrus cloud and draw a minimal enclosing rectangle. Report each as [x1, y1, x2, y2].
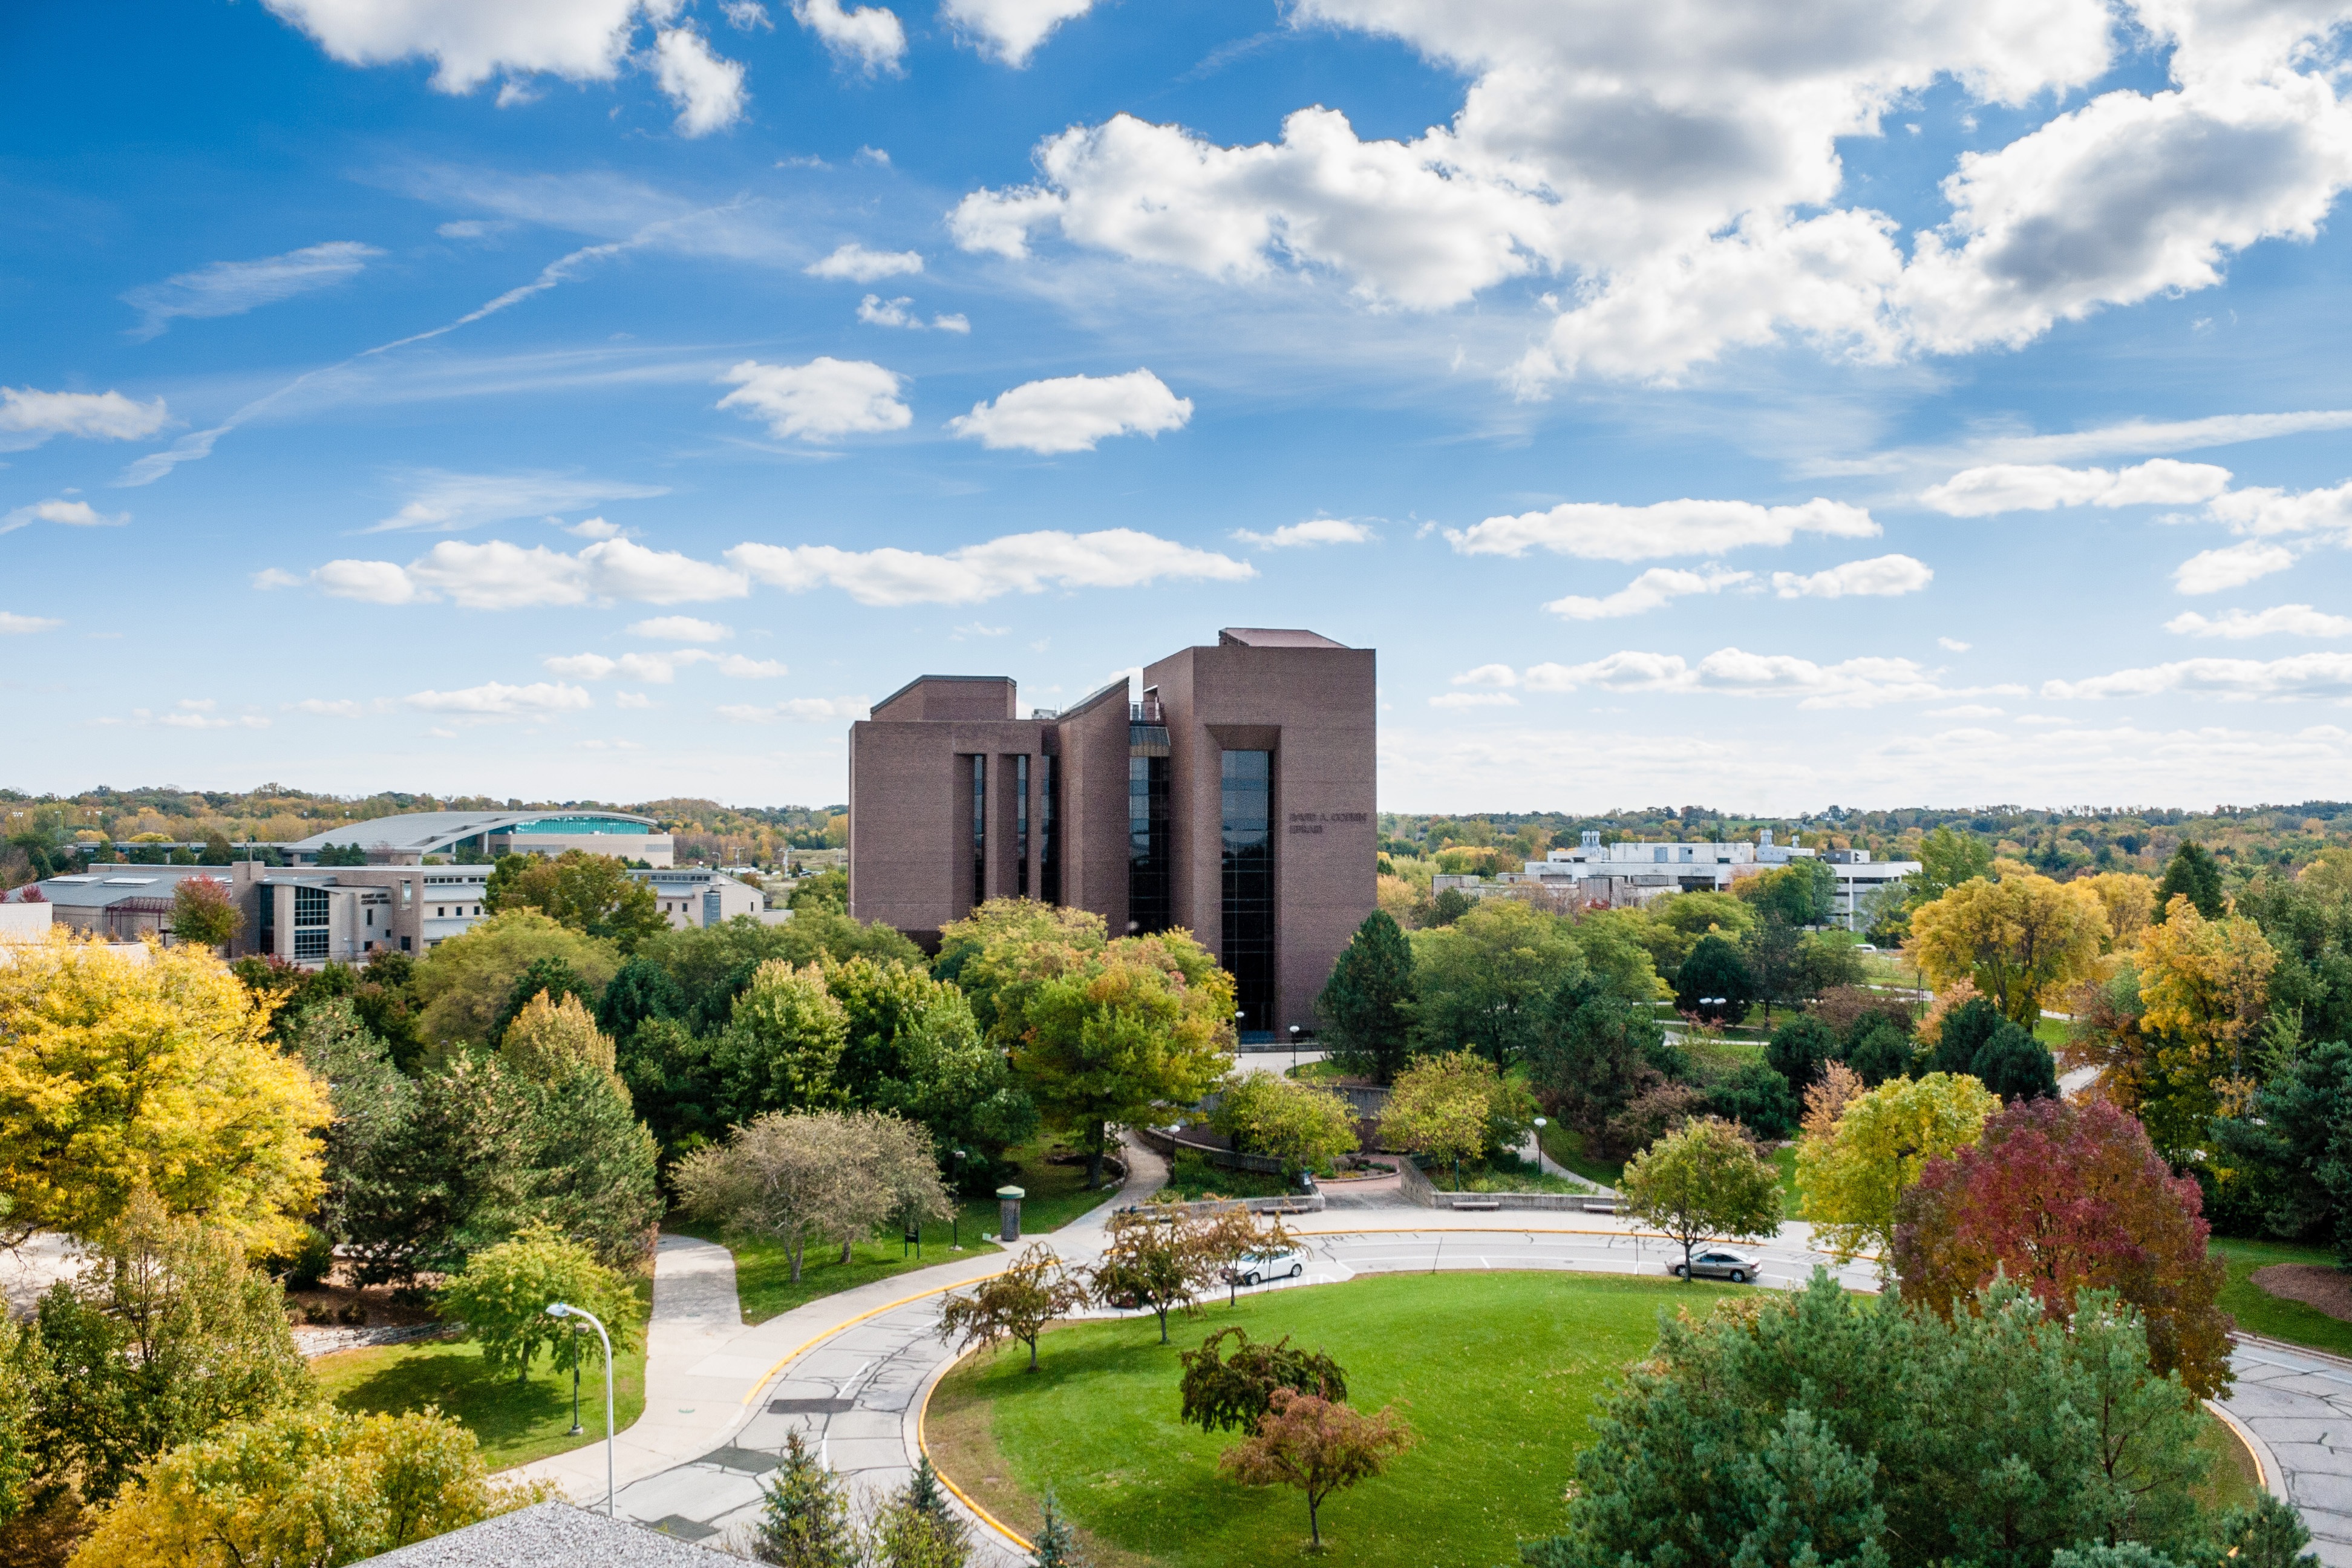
[122, 241, 382, 339]
[727, 528, 1250, 606]
[1451, 498, 1877, 563]
[2166, 604, 2352, 639]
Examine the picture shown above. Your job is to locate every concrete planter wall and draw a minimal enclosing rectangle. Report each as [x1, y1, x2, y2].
[1396, 1154, 1611, 1212]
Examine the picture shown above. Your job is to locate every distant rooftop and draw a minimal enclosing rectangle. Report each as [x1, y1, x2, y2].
[281, 809, 659, 855]
[1218, 627, 1348, 648]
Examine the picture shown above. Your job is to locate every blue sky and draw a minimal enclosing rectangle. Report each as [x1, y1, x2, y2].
[7, 0, 2352, 814]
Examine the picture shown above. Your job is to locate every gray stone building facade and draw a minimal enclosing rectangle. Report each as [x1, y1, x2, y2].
[848, 628, 1376, 1037]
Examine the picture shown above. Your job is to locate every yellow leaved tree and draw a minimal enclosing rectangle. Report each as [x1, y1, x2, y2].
[2130, 893, 2277, 1135]
[1796, 1071, 2000, 1264]
[1903, 872, 2109, 1026]
[0, 932, 329, 1252]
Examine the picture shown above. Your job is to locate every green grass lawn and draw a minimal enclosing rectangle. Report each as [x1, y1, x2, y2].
[931, 1272, 1740, 1568]
[930, 1271, 2258, 1568]
[2211, 1236, 2352, 1357]
[680, 1138, 1114, 1324]
[314, 1278, 652, 1469]
[1772, 1144, 1805, 1218]
[1538, 1121, 1624, 1189]
[1285, 1059, 1349, 1083]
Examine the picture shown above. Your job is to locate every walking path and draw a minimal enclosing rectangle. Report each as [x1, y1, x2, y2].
[517, 1148, 2352, 1567]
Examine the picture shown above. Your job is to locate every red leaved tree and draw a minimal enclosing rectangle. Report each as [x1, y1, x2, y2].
[1218, 1388, 1416, 1550]
[1892, 1096, 2233, 1396]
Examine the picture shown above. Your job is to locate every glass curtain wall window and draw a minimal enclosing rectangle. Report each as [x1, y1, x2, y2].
[293, 884, 330, 961]
[968, 755, 986, 909]
[1128, 714, 1171, 934]
[1014, 755, 1030, 898]
[1221, 750, 1275, 1032]
[1039, 755, 1060, 905]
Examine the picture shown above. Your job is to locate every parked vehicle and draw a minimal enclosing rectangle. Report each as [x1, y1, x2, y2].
[1671, 1248, 1760, 1283]
[1232, 1245, 1307, 1285]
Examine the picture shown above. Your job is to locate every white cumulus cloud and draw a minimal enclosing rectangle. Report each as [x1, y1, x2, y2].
[1451, 664, 1520, 688]
[1546, 565, 1750, 620]
[1230, 518, 1376, 549]
[404, 681, 593, 717]
[946, 369, 1192, 454]
[806, 243, 924, 281]
[0, 499, 129, 535]
[629, 615, 733, 642]
[1451, 497, 1877, 563]
[0, 387, 169, 448]
[1919, 459, 2235, 515]
[652, 24, 748, 135]
[717, 358, 910, 442]
[120, 241, 381, 339]
[2174, 541, 2296, 594]
[2206, 479, 2352, 538]
[791, 0, 905, 73]
[727, 528, 1252, 606]
[719, 695, 872, 721]
[307, 538, 749, 610]
[1771, 554, 1933, 599]
[2165, 604, 2352, 639]
[2044, 652, 2352, 701]
[0, 612, 62, 635]
[940, 0, 1096, 65]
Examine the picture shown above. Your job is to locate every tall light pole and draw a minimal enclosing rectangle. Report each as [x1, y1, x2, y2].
[546, 1302, 615, 1516]
[1289, 1023, 1300, 1074]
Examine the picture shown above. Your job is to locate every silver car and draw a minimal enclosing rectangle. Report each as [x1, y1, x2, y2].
[1671, 1248, 1760, 1283]
[1233, 1246, 1307, 1285]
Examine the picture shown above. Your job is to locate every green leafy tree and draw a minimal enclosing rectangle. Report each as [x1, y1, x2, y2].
[2213, 1039, 2352, 1264]
[1739, 860, 1838, 927]
[1409, 900, 1596, 1069]
[1209, 1073, 1359, 1178]
[1529, 973, 1676, 1145]
[28, 1194, 314, 1506]
[1708, 1062, 1800, 1140]
[788, 867, 848, 914]
[598, 955, 687, 1042]
[1637, 892, 1756, 981]
[1217, 1388, 1416, 1551]
[486, 955, 597, 1046]
[1928, 998, 2057, 1102]
[195, 831, 235, 866]
[1004, 933, 1232, 1187]
[1178, 1327, 1347, 1435]
[437, 1224, 639, 1387]
[1522, 1272, 2218, 1568]
[1913, 826, 1996, 906]
[0, 1315, 39, 1532]
[1766, 1016, 1841, 1090]
[1380, 1050, 1531, 1188]
[1090, 1210, 1227, 1344]
[1315, 910, 1416, 1082]
[1621, 1116, 1783, 1278]
[2156, 841, 2228, 922]
[68, 1404, 544, 1568]
[410, 911, 621, 1048]
[931, 898, 1108, 1034]
[713, 960, 851, 1122]
[168, 875, 241, 948]
[753, 1431, 858, 1568]
[935, 1243, 1090, 1371]
[1674, 932, 1758, 1026]
[286, 999, 416, 1252]
[488, 849, 669, 952]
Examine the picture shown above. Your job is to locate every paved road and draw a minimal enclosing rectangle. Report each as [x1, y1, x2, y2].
[526, 1166, 2351, 1567]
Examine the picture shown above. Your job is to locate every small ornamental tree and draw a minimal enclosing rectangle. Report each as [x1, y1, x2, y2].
[1797, 1071, 1998, 1264]
[1218, 1388, 1416, 1550]
[169, 875, 242, 949]
[437, 1223, 638, 1386]
[1091, 1210, 1226, 1344]
[753, 1431, 857, 1568]
[1210, 1073, 1359, 1179]
[1619, 1117, 1784, 1279]
[1316, 910, 1417, 1083]
[936, 1243, 1089, 1371]
[1178, 1326, 1348, 1435]
[1674, 934, 1757, 1027]
[1892, 1096, 2235, 1397]
[675, 1109, 950, 1282]
[1381, 1050, 1532, 1188]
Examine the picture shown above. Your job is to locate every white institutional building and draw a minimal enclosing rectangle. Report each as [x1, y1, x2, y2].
[1434, 829, 1918, 930]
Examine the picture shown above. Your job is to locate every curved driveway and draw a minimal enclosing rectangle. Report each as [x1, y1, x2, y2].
[520, 1158, 2352, 1568]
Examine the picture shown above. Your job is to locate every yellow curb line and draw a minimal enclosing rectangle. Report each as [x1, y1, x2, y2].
[919, 1347, 1036, 1554]
[739, 1270, 1009, 1405]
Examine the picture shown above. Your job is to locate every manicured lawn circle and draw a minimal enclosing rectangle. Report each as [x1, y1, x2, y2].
[930, 1271, 1749, 1568]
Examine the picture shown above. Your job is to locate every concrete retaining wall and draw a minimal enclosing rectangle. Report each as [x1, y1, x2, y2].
[1396, 1154, 1610, 1211]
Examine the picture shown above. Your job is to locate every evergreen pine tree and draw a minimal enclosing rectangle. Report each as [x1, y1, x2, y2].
[2155, 841, 2227, 921]
[753, 1432, 857, 1568]
[1029, 1490, 1087, 1568]
[906, 1455, 952, 1522]
[1316, 911, 1416, 1082]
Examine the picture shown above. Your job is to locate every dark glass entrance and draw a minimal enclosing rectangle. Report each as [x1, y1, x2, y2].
[1221, 749, 1273, 1031]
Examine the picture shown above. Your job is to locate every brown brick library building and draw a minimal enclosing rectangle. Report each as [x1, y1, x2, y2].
[846, 628, 1376, 1039]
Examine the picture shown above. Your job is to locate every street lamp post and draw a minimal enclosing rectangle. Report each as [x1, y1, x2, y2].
[1531, 1116, 1548, 1175]
[565, 1319, 583, 1436]
[546, 1302, 615, 1517]
[1289, 1023, 1300, 1073]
